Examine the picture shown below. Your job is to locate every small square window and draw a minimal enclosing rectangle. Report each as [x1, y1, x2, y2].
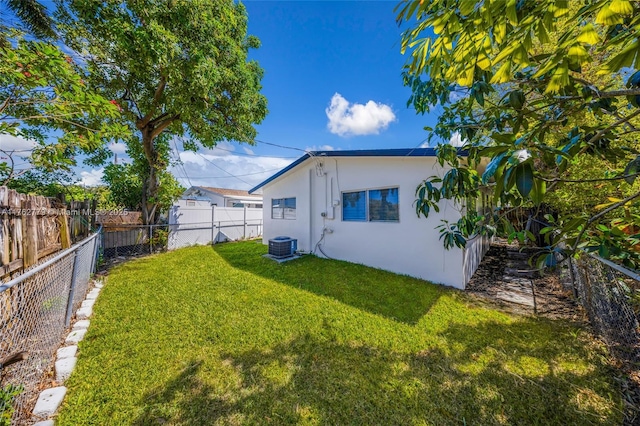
[342, 191, 366, 221]
[272, 197, 296, 219]
[369, 188, 399, 222]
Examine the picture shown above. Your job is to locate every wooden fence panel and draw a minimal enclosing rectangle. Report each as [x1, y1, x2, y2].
[0, 187, 97, 280]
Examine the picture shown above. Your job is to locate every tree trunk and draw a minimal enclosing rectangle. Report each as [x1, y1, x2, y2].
[141, 129, 160, 225]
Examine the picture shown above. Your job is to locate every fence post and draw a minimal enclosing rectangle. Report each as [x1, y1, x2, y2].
[243, 206, 247, 239]
[211, 206, 215, 245]
[149, 225, 153, 254]
[22, 196, 39, 267]
[89, 234, 98, 274]
[64, 249, 80, 326]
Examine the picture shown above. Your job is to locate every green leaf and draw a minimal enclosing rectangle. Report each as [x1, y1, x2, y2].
[482, 151, 508, 184]
[623, 155, 640, 184]
[576, 23, 599, 45]
[595, 4, 623, 25]
[530, 178, 546, 205]
[515, 163, 534, 197]
[610, 0, 634, 15]
[490, 60, 512, 84]
[508, 90, 525, 110]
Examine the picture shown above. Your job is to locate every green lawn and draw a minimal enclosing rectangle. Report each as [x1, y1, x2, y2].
[57, 241, 621, 425]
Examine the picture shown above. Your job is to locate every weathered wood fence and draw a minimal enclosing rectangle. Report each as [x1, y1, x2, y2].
[0, 187, 95, 281]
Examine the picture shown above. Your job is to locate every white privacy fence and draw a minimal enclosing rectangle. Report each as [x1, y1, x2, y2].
[167, 205, 262, 250]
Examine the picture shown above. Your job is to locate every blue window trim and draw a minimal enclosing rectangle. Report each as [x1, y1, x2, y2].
[341, 187, 399, 223]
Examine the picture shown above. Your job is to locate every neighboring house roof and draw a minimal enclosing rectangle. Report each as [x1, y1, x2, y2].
[183, 186, 262, 200]
[249, 147, 448, 194]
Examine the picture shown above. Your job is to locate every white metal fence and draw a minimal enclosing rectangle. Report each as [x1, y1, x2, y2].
[168, 205, 262, 250]
[0, 229, 100, 424]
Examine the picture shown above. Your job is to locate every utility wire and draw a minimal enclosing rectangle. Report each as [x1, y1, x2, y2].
[185, 168, 282, 179]
[207, 144, 298, 159]
[196, 152, 252, 187]
[172, 139, 193, 187]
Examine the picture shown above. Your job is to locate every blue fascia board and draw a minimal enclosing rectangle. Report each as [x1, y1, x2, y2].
[249, 147, 461, 194]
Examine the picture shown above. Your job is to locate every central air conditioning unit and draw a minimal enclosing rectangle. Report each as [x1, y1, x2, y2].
[268, 236, 297, 259]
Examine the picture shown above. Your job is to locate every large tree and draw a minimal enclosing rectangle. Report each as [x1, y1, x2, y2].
[0, 32, 127, 175]
[397, 0, 640, 268]
[56, 0, 268, 224]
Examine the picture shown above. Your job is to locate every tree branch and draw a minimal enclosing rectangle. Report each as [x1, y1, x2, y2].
[571, 190, 640, 253]
[137, 75, 167, 129]
[586, 109, 640, 147]
[559, 87, 640, 101]
[150, 114, 179, 139]
[539, 172, 640, 184]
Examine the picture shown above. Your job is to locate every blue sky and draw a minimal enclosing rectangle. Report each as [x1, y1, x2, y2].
[1, 1, 444, 190]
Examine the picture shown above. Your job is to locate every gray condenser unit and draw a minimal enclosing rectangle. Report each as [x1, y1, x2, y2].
[268, 236, 297, 258]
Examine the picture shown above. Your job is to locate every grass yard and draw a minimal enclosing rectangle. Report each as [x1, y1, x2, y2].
[57, 241, 621, 425]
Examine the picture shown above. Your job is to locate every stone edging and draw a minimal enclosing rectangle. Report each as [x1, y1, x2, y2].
[30, 280, 103, 425]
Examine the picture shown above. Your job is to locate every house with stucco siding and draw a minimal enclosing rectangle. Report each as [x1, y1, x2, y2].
[249, 148, 489, 289]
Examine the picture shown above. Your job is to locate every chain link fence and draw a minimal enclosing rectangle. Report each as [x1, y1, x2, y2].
[0, 229, 100, 424]
[558, 253, 640, 424]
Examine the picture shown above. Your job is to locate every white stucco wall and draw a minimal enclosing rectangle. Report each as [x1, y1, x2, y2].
[261, 155, 477, 289]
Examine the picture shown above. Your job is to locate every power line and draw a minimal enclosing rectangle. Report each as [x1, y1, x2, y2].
[172, 139, 193, 187]
[183, 168, 282, 179]
[254, 139, 308, 152]
[207, 144, 298, 159]
[196, 153, 252, 187]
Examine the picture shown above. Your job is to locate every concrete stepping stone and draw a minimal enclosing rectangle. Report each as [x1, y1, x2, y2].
[55, 357, 77, 383]
[33, 421, 54, 426]
[72, 320, 90, 331]
[65, 329, 87, 344]
[496, 290, 535, 307]
[81, 299, 96, 309]
[56, 345, 77, 360]
[32, 387, 67, 417]
[76, 306, 93, 319]
[86, 289, 101, 300]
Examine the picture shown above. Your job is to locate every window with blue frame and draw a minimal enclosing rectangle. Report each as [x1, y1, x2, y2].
[272, 197, 296, 219]
[342, 188, 399, 222]
[342, 191, 366, 221]
[369, 188, 399, 221]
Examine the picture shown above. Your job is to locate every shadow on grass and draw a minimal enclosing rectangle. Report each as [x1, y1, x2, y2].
[211, 241, 444, 325]
[133, 319, 619, 425]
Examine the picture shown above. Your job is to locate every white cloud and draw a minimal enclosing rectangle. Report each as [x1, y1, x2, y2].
[325, 93, 396, 137]
[305, 145, 336, 152]
[449, 132, 465, 147]
[108, 142, 127, 155]
[243, 146, 255, 155]
[80, 168, 104, 186]
[200, 141, 237, 157]
[0, 134, 37, 160]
